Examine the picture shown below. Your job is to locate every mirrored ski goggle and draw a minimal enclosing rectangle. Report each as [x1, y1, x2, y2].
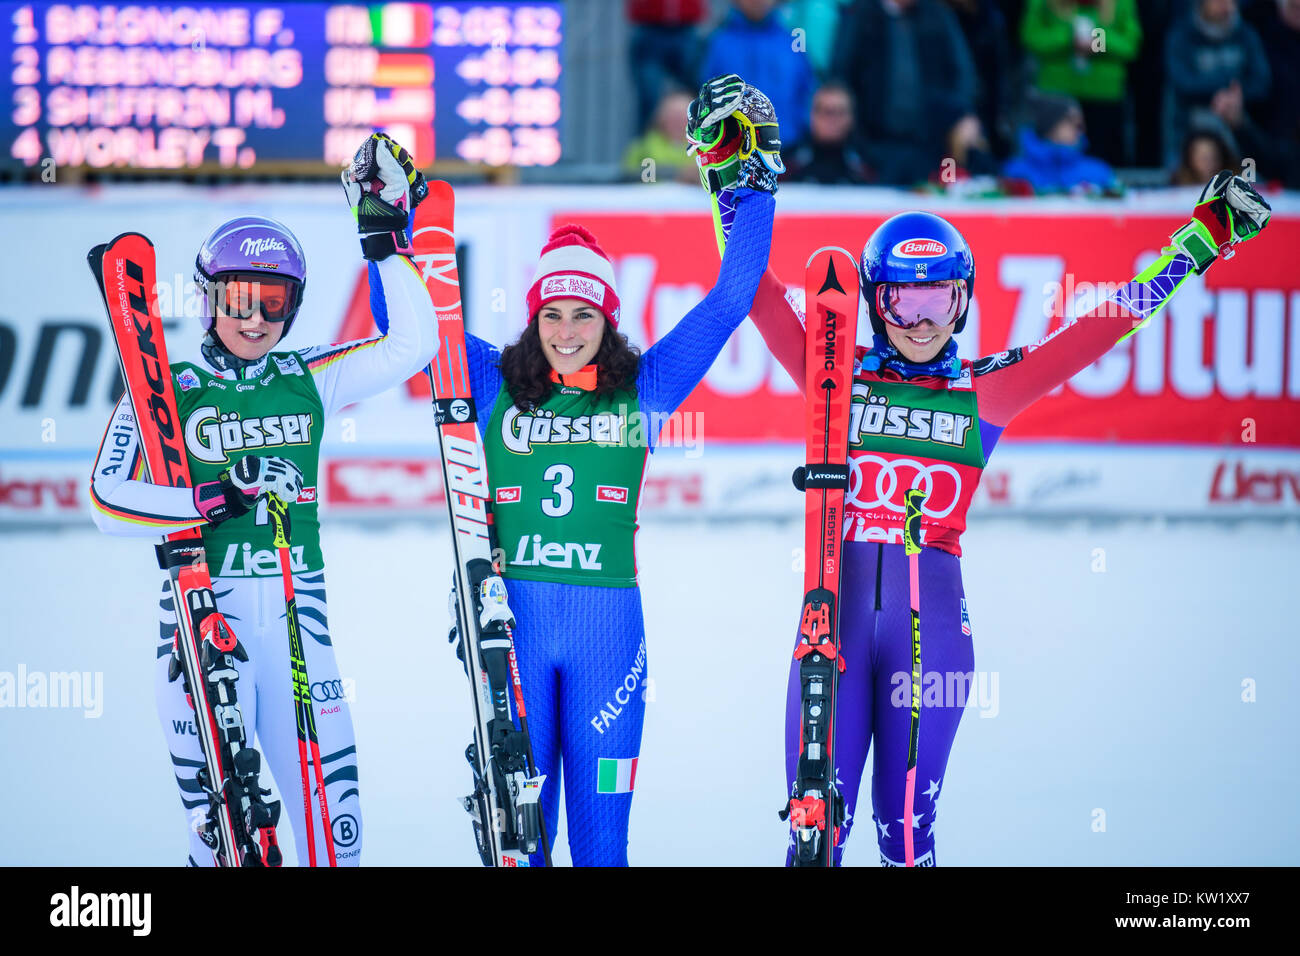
[213, 274, 300, 322]
[875, 280, 968, 330]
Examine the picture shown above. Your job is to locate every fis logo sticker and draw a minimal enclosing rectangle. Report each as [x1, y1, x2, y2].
[495, 486, 521, 503]
[596, 485, 628, 503]
[960, 598, 972, 637]
[274, 355, 303, 376]
[177, 369, 200, 392]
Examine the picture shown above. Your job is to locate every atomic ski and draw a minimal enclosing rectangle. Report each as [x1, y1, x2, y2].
[781, 246, 860, 867]
[88, 233, 282, 867]
[409, 183, 550, 867]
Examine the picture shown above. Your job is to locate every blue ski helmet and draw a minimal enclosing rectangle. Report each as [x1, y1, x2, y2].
[860, 211, 975, 335]
[194, 216, 307, 336]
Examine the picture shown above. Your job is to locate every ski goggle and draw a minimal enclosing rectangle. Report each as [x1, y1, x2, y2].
[875, 280, 968, 330]
[213, 274, 300, 322]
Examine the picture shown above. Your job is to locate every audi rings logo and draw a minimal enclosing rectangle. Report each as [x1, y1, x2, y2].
[847, 455, 963, 518]
[311, 679, 347, 702]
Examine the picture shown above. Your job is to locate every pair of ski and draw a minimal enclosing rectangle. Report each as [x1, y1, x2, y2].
[89, 236, 335, 867]
[785, 247, 926, 868]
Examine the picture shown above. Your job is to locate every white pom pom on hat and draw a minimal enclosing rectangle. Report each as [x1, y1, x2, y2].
[526, 223, 621, 326]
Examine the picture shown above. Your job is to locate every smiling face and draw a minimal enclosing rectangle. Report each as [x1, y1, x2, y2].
[536, 297, 605, 374]
[884, 318, 954, 363]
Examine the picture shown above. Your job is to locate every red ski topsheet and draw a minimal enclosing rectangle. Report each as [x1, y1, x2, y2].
[96, 233, 194, 494]
[412, 182, 493, 553]
[803, 247, 859, 600]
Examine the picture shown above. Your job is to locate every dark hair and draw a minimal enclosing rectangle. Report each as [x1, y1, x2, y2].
[499, 318, 641, 411]
[814, 80, 854, 108]
[1173, 127, 1238, 185]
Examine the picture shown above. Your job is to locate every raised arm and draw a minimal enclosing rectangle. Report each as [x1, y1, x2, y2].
[750, 266, 808, 393]
[303, 132, 439, 416]
[302, 254, 438, 416]
[976, 171, 1272, 426]
[637, 187, 775, 419]
[673, 74, 798, 406]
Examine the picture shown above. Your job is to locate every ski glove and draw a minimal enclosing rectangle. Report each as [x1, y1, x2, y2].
[195, 454, 306, 524]
[342, 132, 429, 261]
[687, 74, 784, 195]
[1169, 170, 1272, 274]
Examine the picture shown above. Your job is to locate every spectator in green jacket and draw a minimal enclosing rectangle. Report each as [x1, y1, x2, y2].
[1021, 0, 1142, 167]
[622, 88, 699, 184]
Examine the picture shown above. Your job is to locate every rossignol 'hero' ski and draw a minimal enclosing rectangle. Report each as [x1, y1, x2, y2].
[88, 233, 282, 867]
[780, 246, 859, 867]
[410, 183, 551, 867]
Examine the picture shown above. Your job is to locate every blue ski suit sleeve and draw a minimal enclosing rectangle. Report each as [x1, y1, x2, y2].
[369, 259, 504, 434]
[464, 333, 504, 439]
[635, 187, 773, 449]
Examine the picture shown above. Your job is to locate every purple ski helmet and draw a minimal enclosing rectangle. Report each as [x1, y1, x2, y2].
[194, 215, 307, 337]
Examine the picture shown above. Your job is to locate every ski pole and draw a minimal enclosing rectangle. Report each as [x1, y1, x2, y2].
[267, 492, 337, 867]
[902, 488, 927, 867]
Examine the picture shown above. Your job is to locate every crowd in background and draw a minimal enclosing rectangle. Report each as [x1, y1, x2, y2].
[621, 0, 1300, 193]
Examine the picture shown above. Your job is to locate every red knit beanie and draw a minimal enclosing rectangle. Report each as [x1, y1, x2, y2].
[526, 224, 620, 326]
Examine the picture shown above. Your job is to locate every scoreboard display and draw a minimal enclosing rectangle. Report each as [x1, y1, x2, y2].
[1, 1, 564, 172]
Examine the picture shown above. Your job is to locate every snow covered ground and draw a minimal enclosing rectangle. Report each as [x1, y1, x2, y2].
[1, 516, 1297, 866]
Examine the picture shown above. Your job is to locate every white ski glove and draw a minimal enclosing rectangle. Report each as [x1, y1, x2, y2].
[194, 454, 305, 525]
[1169, 169, 1272, 274]
[229, 454, 305, 503]
[341, 132, 428, 260]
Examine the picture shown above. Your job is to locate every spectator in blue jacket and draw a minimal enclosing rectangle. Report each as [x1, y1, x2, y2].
[1002, 92, 1119, 193]
[1162, 0, 1270, 169]
[698, 0, 818, 144]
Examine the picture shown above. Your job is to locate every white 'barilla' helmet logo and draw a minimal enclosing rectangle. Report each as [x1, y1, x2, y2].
[891, 238, 948, 258]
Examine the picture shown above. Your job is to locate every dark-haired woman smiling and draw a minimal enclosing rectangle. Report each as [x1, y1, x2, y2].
[372, 79, 780, 865]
